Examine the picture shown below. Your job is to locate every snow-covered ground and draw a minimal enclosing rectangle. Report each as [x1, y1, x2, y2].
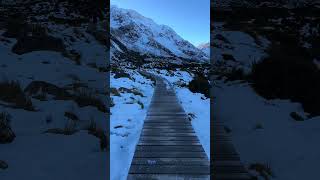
[214, 80, 320, 180]
[212, 20, 320, 179]
[212, 22, 270, 73]
[110, 69, 154, 180]
[0, 5, 108, 179]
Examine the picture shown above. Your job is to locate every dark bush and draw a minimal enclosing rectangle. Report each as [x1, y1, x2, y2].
[113, 69, 131, 79]
[12, 35, 65, 55]
[0, 81, 34, 111]
[188, 73, 210, 98]
[0, 112, 16, 144]
[290, 112, 304, 121]
[225, 67, 246, 81]
[64, 111, 79, 121]
[73, 89, 106, 113]
[222, 53, 236, 61]
[24, 81, 72, 100]
[0, 160, 8, 169]
[3, 15, 26, 38]
[249, 163, 273, 180]
[250, 46, 320, 116]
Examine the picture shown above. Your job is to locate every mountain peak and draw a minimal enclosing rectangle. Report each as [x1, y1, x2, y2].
[110, 6, 209, 62]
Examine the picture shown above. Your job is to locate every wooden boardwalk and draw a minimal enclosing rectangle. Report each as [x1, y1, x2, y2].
[128, 76, 210, 180]
[211, 89, 252, 180]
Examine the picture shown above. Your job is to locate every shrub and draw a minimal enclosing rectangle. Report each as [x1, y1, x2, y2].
[224, 67, 246, 81]
[0, 112, 16, 144]
[290, 112, 304, 121]
[32, 88, 47, 101]
[137, 101, 144, 109]
[24, 81, 71, 100]
[44, 121, 78, 135]
[224, 126, 232, 133]
[0, 160, 8, 170]
[249, 163, 274, 180]
[12, 35, 65, 55]
[87, 124, 107, 151]
[110, 88, 121, 96]
[110, 97, 115, 108]
[254, 123, 264, 130]
[222, 53, 236, 61]
[73, 89, 106, 113]
[138, 71, 156, 85]
[0, 81, 34, 111]
[188, 73, 210, 98]
[118, 87, 144, 97]
[3, 15, 26, 38]
[249, 46, 320, 117]
[87, 117, 97, 132]
[65, 50, 81, 65]
[64, 111, 79, 121]
[113, 69, 131, 79]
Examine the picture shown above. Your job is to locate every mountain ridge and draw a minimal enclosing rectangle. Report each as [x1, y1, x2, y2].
[110, 5, 209, 62]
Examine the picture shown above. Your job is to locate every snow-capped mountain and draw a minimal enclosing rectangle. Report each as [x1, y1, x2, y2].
[110, 5, 209, 62]
[212, 0, 320, 9]
[197, 43, 210, 57]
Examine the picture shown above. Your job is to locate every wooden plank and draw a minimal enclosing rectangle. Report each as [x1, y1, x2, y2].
[134, 152, 207, 158]
[144, 118, 189, 121]
[135, 145, 205, 152]
[143, 126, 193, 130]
[147, 112, 187, 115]
[131, 157, 209, 166]
[143, 122, 190, 126]
[138, 141, 202, 146]
[139, 136, 198, 141]
[127, 174, 210, 180]
[140, 132, 197, 137]
[142, 126, 193, 130]
[142, 129, 195, 133]
[129, 165, 210, 174]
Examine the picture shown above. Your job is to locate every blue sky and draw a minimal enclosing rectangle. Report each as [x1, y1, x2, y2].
[110, 0, 210, 47]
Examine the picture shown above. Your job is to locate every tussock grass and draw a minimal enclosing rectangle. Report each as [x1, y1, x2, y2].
[0, 112, 15, 144]
[249, 162, 274, 180]
[0, 81, 34, 111]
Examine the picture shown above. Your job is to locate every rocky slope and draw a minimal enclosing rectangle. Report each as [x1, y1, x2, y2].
[197, 42, 210, 57]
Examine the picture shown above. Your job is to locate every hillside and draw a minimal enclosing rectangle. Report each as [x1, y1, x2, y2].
[110, 5, 209, 63]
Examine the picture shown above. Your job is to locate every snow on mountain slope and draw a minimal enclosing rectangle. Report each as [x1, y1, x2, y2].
[110, 5, 209, 62]
[197, 42, 210, 57]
